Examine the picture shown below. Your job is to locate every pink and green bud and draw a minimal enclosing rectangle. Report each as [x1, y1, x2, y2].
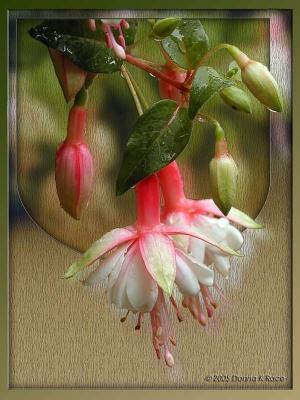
[48, 48, 87, 103]
[219, 86, 252, 113]
[209, 128, 238, 215]
[55, 106, 94, 220]
[227, 46, 283, 112]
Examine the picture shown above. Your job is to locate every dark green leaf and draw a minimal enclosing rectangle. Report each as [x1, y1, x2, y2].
[161, 20, 209, 70]
[116, 100, 192, 195]
[56, 35, 122, 73]
[30, 26, 122, 73]
[189, 67, 235, 119]
[29, 20, 106, 43]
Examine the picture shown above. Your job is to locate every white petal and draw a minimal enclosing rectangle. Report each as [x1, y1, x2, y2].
[213, 255, 231, 277]
[188, 236, 205, 263]
[165, 212, 189, 250]
[176, 249, 214, 286]
[175, 253, 200, 296]
[109, 244, 137, 309]
[107, 254, 124, 289]
[225, 225, 243, 251]
[126, 252, 158, 312]
[84, 242, 132, 286]
[192, 215, 229, 242]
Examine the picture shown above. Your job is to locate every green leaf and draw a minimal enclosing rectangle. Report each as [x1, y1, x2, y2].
[56, 35, 123, 73]
[29, 19, 106, 42]
[116, 100, 192, 195]
[29, 22, 123, 73]
[188, 66, 235, 119]
[161, 19, 209, 70]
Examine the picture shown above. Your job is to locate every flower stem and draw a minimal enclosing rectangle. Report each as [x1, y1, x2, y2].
[197, 113, 225, 141]
[123, 67, 149, 111]
[125, 54, 189, 92]
[184, 43, 235, 87]
[135, 175, 161, 228]
[121, 65, 143, 116]
[74, 87, 88, 107]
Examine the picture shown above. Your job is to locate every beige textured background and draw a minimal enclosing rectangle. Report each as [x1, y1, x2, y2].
[9, 10, 291, 388]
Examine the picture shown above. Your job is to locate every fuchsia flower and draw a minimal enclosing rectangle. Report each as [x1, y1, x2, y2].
[158, 162, 262, 279]
[64, 175, 240, 367]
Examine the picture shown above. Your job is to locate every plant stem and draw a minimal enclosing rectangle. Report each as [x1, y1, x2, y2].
[74, 87, 88, 107]
[125, 54, 189, 92]
[124, 67, 149, 110]
[120, 65, 143, 116]
[197, 113, 225, 141]
[184, 43, 234, 87]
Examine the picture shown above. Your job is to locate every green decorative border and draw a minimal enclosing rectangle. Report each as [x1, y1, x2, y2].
[1, 1, 299, 399]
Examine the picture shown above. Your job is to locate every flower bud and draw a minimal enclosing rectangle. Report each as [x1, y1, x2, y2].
[219, 86, 252, 113]
[209, 139, 238, 216]
[158, 63, 187, 105]
[49, 48, 87, 103]
[227, 46, 282, 112]
[55, 106, 94, 219]
[153, 18, 181, 39]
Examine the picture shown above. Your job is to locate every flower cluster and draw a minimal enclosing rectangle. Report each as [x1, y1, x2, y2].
[29, 17, 282, 368]
[64, 165, 260, 367]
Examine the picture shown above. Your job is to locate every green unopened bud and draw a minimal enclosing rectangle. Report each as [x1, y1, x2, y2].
[220, 86, 252, 113]
[227, 46, 283, 112]
[152, 18, 181, 39]
[209, 139, 238, 215]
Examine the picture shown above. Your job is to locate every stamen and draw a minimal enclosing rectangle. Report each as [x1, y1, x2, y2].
[120, 310, 130, 323]
[135, 312, 143, 330]
[183, 296, 207, 326]
[150, 290, 176, 367]
[200, 285, 217, 318]
[165, 350, 175, 368]
[170, 296, 184, 322]
[213, 283, 227, 302]
[169, 336, 176, 346]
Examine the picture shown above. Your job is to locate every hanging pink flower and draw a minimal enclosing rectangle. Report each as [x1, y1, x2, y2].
[64, 175, 239, 366]
[158, 162, 262, 279]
